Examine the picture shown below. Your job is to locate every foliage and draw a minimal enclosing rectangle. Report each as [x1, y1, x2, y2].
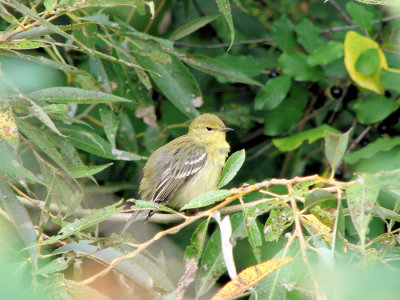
[0, 0, 400, 299]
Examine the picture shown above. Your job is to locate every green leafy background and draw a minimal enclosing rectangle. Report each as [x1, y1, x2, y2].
[0, 0, 400, 299]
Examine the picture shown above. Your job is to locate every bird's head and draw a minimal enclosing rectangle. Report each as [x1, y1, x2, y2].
[188, 113, 233, 147]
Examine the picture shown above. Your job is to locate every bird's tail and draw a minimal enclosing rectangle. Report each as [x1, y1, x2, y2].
[120, 210, 150, 234]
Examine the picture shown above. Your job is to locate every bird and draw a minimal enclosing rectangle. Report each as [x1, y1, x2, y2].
[121, 113, 233, 233]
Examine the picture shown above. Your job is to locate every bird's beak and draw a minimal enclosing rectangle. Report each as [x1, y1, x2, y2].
[220, 127, 234, 132]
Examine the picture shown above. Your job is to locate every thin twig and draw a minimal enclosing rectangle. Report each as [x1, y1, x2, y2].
[78, 175, 330, 286]
[144, 0, 167, 33]
[327, 0, 353, 25]
[347, 125, 372, 152]
[175, 15, 400, 49]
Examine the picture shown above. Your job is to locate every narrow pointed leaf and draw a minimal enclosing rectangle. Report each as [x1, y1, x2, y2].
[69, 163, 113, 178]
[218, 149, 245, 188]
[181, 190, 234, 210]
[184, 218, 211, 263]
[346, 173, 380, 246]
[99, 105, 119, 148]
[324, 129, 352, 172]
[39, 201, 125, 246]
[196, 213, 246, 296]
[216, 0, 234, 50]
[0, 179, 37, 264]
[242, 205, 262, 262]
[214, 212, 237, 279]
[28, 87, 131, 104]
[170, 15, 219, 41]
[212, 257, 293, 300]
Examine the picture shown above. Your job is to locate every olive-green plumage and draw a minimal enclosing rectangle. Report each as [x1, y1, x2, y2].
[121, 113, 232, 233]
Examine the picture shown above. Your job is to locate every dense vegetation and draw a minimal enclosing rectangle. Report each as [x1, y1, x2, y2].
[1, 0, 400, 299]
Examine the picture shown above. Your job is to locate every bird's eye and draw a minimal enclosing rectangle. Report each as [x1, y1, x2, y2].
[206, 126, 212, 131]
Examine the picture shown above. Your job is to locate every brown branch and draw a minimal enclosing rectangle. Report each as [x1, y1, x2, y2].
[326, 0, 353, 25]
[77, 175, 344, 286]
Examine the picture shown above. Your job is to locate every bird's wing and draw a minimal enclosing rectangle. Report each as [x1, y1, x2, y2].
[152, 145, 207, 203]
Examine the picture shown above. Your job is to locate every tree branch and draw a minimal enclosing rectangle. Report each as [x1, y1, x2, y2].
[174, 15, 400, 49]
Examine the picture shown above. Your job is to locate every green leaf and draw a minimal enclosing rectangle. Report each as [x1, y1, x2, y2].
[264, 87, 308, 136]
[33, 257, 70, 276]
[308, 41, 344, 66]
[99, 105, 119, 148]
[196, 213, 246, 296]
[170, 15, 219, 41]
[304, 190, 336, 210]
[218, 149, 245, 188]
[184, 219, 211, 263]
[0, 49, 86, 75]
[324, 129, 352, 172]
[272, 16, 296, 51]
[27, 99, 65, 136]
[346, 1, 374, 30]
[39, 201, 125, 246]
[58, 0, 145, 8]
[344, 136, 400, 164]
[28, 87, 131, 104]
[69, 163, 113, 178]
[60, 125, 146, 161]
[295, 18, 324, 54]
[356, 147, 400, 173]
[0, 40, 46, 50]
[381, 69, 400, 93]
[12, 22, 96, 40]
[215, 54, 267, 78]
[216, 0, 235, 50]
[130, 199, 179, 215]
[278, 52, 322, 81]
[118, 111, 139, 153]
[332, 196, 345, 255]
[346, 173, 380, 246]
[355, 48, 381, 76]
[273, 125, 337, 152]
[16, 119, 70, 173]
[242, 204, 262, 262]
[0, 143, 45, 185]
[254, 75, 291, 110]
[264, 205, 294, 242]
[177, 53, 261, 86]
[0, 179, 37, 265]
[181, 190, 234, 210]
[74, 23, 98, 48]
[352, 96, 398, 125]
[137, 54, 200, 118]
[251, 241, 302, 300]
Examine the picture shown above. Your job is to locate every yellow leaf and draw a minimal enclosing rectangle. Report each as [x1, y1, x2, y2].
[0, 101, 19, 147]
[344, 31, 387, 94]
[303, 214, 332, 243]
[211, 257, 293, 300]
